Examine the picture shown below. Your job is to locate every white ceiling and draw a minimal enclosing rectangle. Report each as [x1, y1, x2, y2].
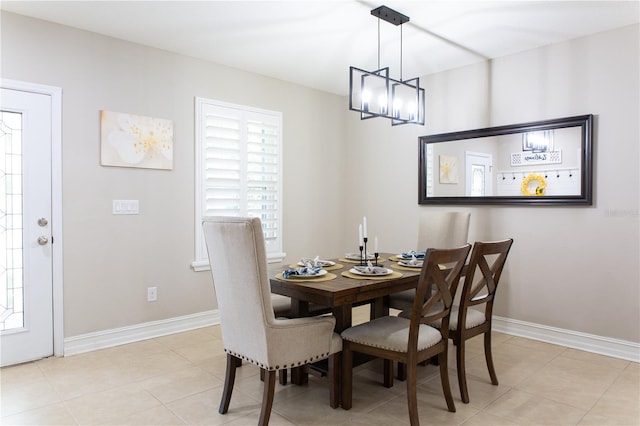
[2, 1, 638, 95]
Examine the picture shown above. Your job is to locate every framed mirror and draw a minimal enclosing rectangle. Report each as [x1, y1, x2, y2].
[419, 114, 593, 205]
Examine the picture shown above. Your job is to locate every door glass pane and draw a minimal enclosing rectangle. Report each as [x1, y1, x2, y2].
[470, 164, 485, 196]
[0, 110, 23, 331]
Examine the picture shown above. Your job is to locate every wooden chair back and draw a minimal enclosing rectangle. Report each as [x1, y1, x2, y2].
[457, 239, 514, 328]
[401, 245, 472, 354]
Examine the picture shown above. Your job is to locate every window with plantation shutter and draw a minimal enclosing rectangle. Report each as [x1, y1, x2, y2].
[192, 98, 284, 271]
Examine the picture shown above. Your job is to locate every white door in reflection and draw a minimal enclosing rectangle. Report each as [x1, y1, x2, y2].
[465, 151, 493, 196]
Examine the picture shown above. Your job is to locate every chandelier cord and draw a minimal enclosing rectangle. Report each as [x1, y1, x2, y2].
[377, 18, 381, 70]
[400, 24, 403, 81]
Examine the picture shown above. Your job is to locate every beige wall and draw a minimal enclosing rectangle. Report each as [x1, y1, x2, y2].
[2, 12, 638, 344]
[344, 24, 640, 343]
[1, 13, 347, 337]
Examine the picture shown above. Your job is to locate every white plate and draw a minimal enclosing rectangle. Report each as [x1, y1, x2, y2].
[298, 260, 335, 267]
[398, 261, 423, 268]
[286, 269, 328, 279]
[345, 253, 375, 260]
[349, 267, 393, 276]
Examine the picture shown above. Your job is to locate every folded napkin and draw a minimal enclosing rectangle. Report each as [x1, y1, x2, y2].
[283, 265, 322, 278]
[402, 250, 425, 259]
[353, 261, 388, 275]
[403, 255, 423, 266]
[300, 256, 331, 267]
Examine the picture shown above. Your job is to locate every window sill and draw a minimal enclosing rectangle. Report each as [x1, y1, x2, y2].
[191, 252, 286, 272]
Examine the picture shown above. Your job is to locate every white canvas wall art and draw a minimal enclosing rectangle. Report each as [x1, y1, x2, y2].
[100, 110, 173, 170]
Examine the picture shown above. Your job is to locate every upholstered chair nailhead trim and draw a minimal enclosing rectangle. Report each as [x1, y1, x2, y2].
[224, 349, 331, 371]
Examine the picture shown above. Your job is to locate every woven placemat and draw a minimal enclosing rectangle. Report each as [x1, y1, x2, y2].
[341, 270, 402, 280]
[288, 263, 344, 271]
[274, 272, 337, 283]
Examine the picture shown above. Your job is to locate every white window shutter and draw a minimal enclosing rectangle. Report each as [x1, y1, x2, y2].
[193, 98, 284, 270]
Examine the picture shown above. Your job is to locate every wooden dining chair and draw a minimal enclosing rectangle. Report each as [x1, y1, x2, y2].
[387, 211, 470, 312]
[432, 238, 513, 403]
[202, 216, 342, 425]
[341, 244, 471, 426]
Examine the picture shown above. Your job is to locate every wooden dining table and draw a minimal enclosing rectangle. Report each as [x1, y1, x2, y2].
[268, 253, 423, 389]
[269, 252, 422, 333]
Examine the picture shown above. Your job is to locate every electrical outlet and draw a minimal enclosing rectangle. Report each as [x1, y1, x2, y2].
[147, 286, 157, 302]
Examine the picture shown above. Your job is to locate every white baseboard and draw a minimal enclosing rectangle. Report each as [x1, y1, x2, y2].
[493, 315, 639, 363]
[63, 311, 638, 363]
[64, 310, 220, 356]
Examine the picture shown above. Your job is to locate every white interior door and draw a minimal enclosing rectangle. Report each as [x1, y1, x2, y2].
[0, 86, 54, 366]
[465, 151, 493, 196]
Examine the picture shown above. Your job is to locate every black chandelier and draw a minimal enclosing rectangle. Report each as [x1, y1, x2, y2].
[349, 5, 425, 126]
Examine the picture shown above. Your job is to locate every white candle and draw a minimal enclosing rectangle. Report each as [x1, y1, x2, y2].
[375, 236, 379, 253]
[358, 224, 363, 247]
[363, 216, 368, 238]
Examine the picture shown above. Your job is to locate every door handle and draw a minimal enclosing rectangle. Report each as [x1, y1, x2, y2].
[37, 236, 49, 246]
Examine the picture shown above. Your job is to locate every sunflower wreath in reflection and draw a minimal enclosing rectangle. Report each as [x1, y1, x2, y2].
[521, 173, 547, 196]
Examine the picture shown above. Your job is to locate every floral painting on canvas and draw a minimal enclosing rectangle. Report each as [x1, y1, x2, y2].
[100, 110, 173, 170]
[439, 154, 458, 184]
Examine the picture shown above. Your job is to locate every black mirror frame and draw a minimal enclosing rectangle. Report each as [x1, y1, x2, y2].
[418, 114, 594, 206]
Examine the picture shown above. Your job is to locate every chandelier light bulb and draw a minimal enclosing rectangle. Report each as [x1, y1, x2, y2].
[408, 102, 417, 121]
[393, 97, 402, 118]
[361, 90, 372, 112]
[378, 94, 388, 114]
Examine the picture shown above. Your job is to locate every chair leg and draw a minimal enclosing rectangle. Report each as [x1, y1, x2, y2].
[219, 354, 240, 414]
[291, 366, 308, 385]
[341, 345, 353, 410]
[397, 362, 407, 381]
[383, 359, 394, 388]
[279, 368, 288, 385]
[484, 331, 499, 386]
[406, 361, 419, 426]
[259, 370, 276, 426]
[456, 338, 470, 404]
[429, 354, 440, 366]
[439, 351, 456, 412]
[328, 353, 340, 408]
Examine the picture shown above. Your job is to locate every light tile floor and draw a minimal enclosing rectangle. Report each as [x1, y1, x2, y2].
[2, 306, 638, 425]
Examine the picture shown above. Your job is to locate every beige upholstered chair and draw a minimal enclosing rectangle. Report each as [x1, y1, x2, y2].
[387, 211, 470, 312]
[270, 294, 331, 385]
[341, 245, 471, 426]
[202, 216, 342, 425]
[432, 238, 513, 403]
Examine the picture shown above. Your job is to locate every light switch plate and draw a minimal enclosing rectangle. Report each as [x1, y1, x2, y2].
[113, 200, 139, 215]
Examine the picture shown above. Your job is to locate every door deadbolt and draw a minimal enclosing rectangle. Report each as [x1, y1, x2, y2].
[38, 218, 48, 227]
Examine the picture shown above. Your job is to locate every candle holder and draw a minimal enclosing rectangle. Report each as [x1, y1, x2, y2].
[360, 237, 368, 265]
[374, 252, 379, 266]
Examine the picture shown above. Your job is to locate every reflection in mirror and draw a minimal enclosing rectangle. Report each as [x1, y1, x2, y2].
[419, 115, 593, 205]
